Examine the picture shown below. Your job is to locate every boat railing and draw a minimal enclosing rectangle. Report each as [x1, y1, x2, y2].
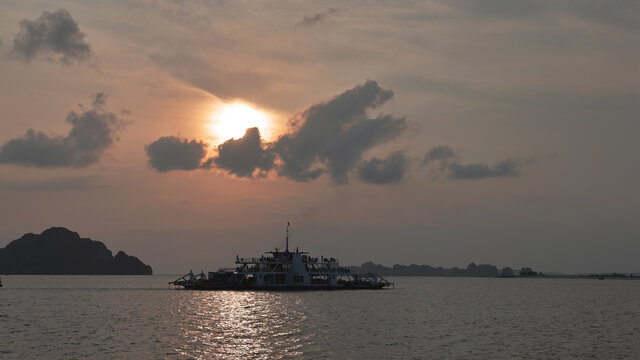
[236, 257, 292, 264]
[217, 267, 237, 272]
[169, 270, 207, 287]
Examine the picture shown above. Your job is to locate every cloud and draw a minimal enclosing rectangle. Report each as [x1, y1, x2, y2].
[422, 145, 456, 165]
[213, 127, 275, 178]
[442, 0, 545, 19]
[92, 92, 107, 108]
[0, 94, 125, 168]
[422, 146, 532, 180]
[447, 158, 528, 180]
[322, 114, 407, 184]
[357, 151, 408, 185]
[294, 8, 340, 28]
[11, 9, 92, 65]
[0, 176, 108, 192]
[273, 80, 406, 184]
[145, 136, 211, 172]
[144, 80, 407, 184]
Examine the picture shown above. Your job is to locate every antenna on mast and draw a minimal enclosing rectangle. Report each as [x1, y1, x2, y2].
[286, 221, 290, 252]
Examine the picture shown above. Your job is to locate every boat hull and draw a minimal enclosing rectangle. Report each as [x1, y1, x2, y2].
[176, 283, 387, 291]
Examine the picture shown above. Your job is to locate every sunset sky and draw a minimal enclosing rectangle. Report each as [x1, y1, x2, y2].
[1, 1, 638, 274]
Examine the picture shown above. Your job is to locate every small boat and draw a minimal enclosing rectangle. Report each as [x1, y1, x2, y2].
[170, 223, 392, 290]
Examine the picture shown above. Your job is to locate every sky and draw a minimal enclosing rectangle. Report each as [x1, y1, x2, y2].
[0, 0, 638, 274]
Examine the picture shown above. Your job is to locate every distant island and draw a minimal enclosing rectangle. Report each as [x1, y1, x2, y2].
[350, 261, 540, 277]
[0, 227, 152, 275]
[350, 262, 638, 279]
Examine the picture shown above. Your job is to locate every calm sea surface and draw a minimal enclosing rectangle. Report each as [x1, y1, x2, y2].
[1, 275, 639, 359]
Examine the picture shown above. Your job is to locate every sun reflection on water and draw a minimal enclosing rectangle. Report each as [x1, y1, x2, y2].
[174, 291, 311, 359]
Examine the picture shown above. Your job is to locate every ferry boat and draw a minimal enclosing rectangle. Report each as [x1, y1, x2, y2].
[170, 224, 392, 290]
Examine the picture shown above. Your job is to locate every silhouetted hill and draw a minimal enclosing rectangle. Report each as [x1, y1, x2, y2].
[500, 266, 515, 277]
[351, 262, 533, 277]
[0, 227, 152, 275]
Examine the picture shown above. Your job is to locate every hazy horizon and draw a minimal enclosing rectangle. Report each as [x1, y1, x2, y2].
[1, 1, 639, 275]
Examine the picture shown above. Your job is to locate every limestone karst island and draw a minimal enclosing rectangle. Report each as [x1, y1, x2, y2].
[0, 227, 152, 275]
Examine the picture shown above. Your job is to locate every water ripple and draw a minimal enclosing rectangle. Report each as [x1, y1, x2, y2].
[1, 276, 639, 359]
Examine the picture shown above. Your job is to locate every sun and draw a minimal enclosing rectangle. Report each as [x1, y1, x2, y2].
[209, 102, 270, 141]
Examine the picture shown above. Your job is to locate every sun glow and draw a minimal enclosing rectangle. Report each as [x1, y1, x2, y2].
[209, 102, 271, 142]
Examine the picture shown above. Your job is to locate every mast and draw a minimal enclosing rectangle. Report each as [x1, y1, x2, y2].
[286, 221, 289, 252]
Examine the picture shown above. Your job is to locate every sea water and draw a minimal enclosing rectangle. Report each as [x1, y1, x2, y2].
[1, 276, 639, 359]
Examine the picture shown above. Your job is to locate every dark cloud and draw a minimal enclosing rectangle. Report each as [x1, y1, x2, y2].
[12, 9, 92, 65]
[0, 94, 125, 168]
[144, 80, 406, 184]
[145, 136, 211, 172]
[294, 8, 340, 28]
[422, 146, 532, 180]
[448, 158, 527, 180]
[357, 151, 407, 185]
[213, 127, 275, 178]
[422, 145, 456, 165]
[93, 92, 107, 109]
[322, 114, 407, 184]
[273, 80, 406, 184]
